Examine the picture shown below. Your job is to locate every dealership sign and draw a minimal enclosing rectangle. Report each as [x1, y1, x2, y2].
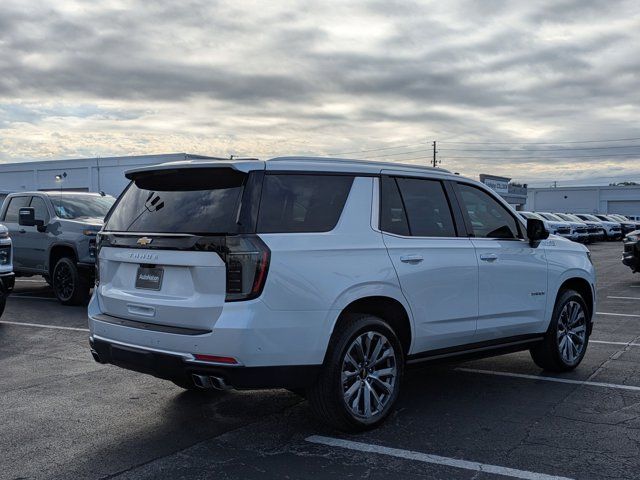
[479, 174, 510, 194]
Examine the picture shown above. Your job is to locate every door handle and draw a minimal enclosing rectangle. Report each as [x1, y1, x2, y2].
[400, 254, 424, 264]
[480, 253, 498, 262]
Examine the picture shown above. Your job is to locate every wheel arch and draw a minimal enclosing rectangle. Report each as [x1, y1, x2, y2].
[556, 276, 594, 322]
[48, 243, 78, 277]
[330, 295, 413, 358]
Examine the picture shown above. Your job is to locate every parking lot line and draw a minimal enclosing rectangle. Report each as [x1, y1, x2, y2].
[596, 311, 640, 317]
[457, 368, 640, 392]
[607, 296, 640, 301]
[306, 435, 573, 480]
[591, 339, 640, 347]
[0, 320, 89, 332]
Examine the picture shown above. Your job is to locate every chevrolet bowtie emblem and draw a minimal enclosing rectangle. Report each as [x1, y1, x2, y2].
[137, 237, 153, 246]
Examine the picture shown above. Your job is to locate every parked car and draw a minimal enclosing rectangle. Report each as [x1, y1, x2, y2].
[606, 214, 639, 235]
[0, 191, 115, 305]
[0, 224, 14, 318]
[88, 157, 596, 431]
[519, 212, 572, 241]
[593, 214, 628, 236]
[574, 214, 622, 241]
[532, 212, 574, 241]
[622, 230, 640, 273]
[565, 214, 604, 242]
[552, 213, 591, 243]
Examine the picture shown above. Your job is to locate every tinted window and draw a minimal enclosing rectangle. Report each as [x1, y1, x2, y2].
[3, 196, 30, 223]
[458, 184, 520, 239]
[106, 168, 248, 233]
[257, 174, 353, 233]
[50, 194, 115, 220]
[393, 177, 456, 237]
[30, 196, 50, 223]
[379, 176, 410, 236]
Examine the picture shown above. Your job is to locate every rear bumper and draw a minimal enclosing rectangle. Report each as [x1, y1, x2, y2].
[90, 336, 320, 389]
[0, 271, 15, 295]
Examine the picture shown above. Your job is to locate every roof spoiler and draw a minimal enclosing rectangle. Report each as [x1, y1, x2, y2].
[125, 158, 265, 180]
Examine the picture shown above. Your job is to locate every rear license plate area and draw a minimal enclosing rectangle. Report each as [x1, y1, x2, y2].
[135, 266, 164, 290]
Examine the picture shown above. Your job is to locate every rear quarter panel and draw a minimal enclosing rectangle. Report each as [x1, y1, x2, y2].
[258, 177, 412, 352]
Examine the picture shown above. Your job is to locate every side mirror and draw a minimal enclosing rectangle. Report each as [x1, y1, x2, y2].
[527, 218, 549, 247]
[18, 207, 46, 230]
[19, 207, 35, 226]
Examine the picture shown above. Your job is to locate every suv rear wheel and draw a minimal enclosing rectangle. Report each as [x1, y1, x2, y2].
[530, 289, 589, 371]
[308, 313, 403, 432]
[52, 257, 90, 306]
[0, 296, 5, 318]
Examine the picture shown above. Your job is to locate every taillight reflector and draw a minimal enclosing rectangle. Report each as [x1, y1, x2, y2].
[193, 354, 238, 364]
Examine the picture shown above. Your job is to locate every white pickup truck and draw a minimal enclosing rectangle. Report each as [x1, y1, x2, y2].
[0, 224, 14, 317]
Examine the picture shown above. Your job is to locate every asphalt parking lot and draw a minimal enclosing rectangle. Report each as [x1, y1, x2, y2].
[2, 241, 640, 480]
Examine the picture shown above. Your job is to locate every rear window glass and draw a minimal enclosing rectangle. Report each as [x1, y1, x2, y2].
[105, 168, 247, 234]
[257, 174, 354, 233]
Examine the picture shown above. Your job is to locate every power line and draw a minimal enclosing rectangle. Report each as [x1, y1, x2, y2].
[438, 145, 640, 152]
[325, 141, 430, 156]
[324, 135, 640, 158]
[438, 152, 640, 160]
[388, 152, 640, 162]
[439, 136, 640, 145]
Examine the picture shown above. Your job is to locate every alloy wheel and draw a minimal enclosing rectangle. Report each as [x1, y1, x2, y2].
[341, 331, 397, 419]
[54, 262, 75, 301]
[557, 300, 587, 364]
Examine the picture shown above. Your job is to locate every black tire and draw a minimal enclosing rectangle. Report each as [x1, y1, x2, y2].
[530, 289, 590, 372]
[0, 296, 5, 318]
[52, 257, 91, 306]
[308, 314, 404, 432]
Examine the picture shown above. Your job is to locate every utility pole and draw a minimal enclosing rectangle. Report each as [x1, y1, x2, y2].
[432, 140, 438, 168]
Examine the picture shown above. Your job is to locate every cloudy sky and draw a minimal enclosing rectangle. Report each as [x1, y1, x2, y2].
[1, 0, 639, 186]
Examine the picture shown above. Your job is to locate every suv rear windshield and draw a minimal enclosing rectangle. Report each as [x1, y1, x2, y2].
[105, 169, 354, 235]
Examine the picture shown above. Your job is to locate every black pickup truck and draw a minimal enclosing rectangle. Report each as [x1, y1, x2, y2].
[622, 230, 640, 273]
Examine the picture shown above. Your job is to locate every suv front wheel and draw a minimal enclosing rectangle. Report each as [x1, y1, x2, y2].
[308, 314, 403, 432]
[52, 257, 91, 306]
[530, 289, 590, 371]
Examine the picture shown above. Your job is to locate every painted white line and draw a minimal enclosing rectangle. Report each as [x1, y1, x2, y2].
[607, 296, 640, 301]
[457, 368, 640, 393]
[306, 435, 573, 480]
[596, 311, 640, 318]
[0, 320, 89, 332]
[591, 340, 640, 347]
[15, 279, 47, 283]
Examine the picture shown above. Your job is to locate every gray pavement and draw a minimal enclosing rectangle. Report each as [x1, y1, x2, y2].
[2, 241, 640, 479]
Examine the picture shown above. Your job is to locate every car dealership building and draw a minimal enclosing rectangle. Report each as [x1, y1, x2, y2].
[0, 153, 216, 205]
[525, 185, 640, 217]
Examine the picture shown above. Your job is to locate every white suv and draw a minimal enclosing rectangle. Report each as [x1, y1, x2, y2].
[89, 157, 596, 431]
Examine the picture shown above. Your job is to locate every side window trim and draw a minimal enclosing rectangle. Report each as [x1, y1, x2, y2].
[453, 181, 525, 241]
[379, 174, 463, 239]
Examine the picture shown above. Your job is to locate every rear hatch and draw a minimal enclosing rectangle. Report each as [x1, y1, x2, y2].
[96, 162, 268, 332]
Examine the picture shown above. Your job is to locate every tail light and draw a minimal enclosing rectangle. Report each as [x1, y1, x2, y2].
[95, 233, 104, 287]
[224, 235, 270, 302]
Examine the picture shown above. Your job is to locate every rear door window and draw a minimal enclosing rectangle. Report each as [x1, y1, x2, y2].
[380, 176, 456, 237]
[2, 196, 30, 223]
[257, 174, 354, 233]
